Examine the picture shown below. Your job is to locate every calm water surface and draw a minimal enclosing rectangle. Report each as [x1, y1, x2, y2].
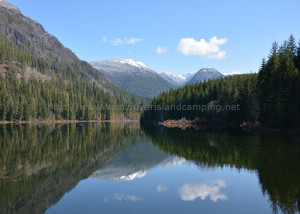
[0, 123, 299, 214]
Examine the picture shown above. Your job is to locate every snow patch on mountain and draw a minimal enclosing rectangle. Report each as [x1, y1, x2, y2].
[159, 71, 196, 86]
[112, 58, 147, 69]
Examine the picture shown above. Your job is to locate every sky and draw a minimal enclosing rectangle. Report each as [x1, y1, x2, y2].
[8, 0, 300, 75]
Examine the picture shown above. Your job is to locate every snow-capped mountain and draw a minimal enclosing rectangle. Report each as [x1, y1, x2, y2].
[90, 59, 176, 97]
[159, 71, 196, 86]
[188, 67, 224, 84]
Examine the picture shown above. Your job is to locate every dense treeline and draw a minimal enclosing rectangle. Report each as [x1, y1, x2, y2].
[0, 35, 141, 121]
[257, 35, 300, 126]
[141, 74, 258, 122]
[141, 35, 300, 127]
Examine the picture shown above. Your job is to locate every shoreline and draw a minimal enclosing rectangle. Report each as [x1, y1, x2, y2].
[146, 118, 300, 136]
[0, 119, 140, 125]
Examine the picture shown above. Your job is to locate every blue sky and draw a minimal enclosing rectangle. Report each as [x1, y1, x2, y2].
[8, 0, 300, 75]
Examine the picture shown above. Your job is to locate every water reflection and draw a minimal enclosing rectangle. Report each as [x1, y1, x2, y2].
[157, 185, 168, 193]
[90, 142, 171, 181]
[91, 141, 187, 181]
[0, 123, 299, 214]
[111, 194, 143, 202]
[178, 179, 227, 202]
[0, 122, 143, 214]
[142, 126, 300, 213]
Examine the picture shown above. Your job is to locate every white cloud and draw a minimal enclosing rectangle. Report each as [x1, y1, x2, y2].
[102, 36, 107, 43]
[126, 38, 143, 44]
[156, 46, 167, 54]
[178, 179, 227, 202]
[177, 36, 227, 59]
[112, 38, 143, 46]
[157, 185, 168, 193]
[113, 194, 143, 202]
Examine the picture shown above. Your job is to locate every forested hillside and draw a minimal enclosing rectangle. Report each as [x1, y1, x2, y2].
[141, 35, 300, 127]
[0, 2, 143, 121]
[0, 35, 141, 121]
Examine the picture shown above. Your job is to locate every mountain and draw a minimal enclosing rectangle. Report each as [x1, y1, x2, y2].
[188, 67, 224, 84]
[90, 59, 176, 97]
[0, 0, 141, 121]
[159, 71, 195, 86]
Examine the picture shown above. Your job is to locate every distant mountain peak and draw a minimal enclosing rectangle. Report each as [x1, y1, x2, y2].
[198, 67, 221, 72]
[0, 0, 21, 13]
[188, 67, 224, 84]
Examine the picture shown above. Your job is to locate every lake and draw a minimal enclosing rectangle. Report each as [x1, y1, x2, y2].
[0, 122, 299, 214]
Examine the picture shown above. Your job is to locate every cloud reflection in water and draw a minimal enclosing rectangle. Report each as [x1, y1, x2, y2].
[178, 179, 227, 202]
